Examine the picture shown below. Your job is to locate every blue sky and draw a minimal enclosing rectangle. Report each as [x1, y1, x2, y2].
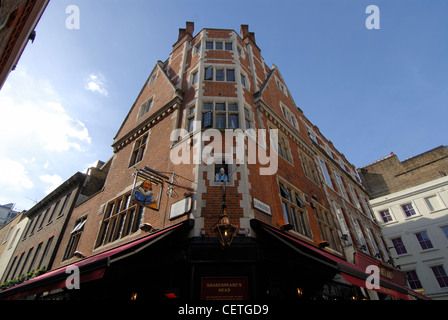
[1, 0, 447, 211]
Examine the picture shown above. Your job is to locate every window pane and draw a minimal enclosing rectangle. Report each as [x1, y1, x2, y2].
[290, 207, 298, 231]
[416, 232, 433, 250]
[215, 103, 225, 111]
[245, 118, 251, 130]
[295, 194, 305, 208]
[380, 210, 393, 223]
[215, 42, 223, 50]
[228, 114, 238, 129]
[402, 203, 416, 217]
[203, 112, 212, 128]
[226, 69, 235, 82]
[203, 102, 213, 111]
[216, 69, 224, 81]
[279, 183, 289, 199]
[405, 270, 423, 290]
[320, 160, 333, 187]
[431, 266, 448, 288]
[228, 103, 238, 111]
[298, 211, 309, 236]
[188, 118, 194, 132]
[282, 202, 290, 224]
[241, 74, 246, 86]
[392, 237, 407, 255]
[206, 41, 213, 49]
[205, 66, 213, 80]
[225, 42, 233, 50]
[442, 226, 448, 240]
[215, 114, 226, 128]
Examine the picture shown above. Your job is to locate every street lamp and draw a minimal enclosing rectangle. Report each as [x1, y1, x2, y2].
[212, 208, 237, 247]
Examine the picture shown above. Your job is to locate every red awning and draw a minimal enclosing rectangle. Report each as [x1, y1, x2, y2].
[253, 220, 418, 300]
[0, 220, 192, 300]
[341, 272, 410, 300]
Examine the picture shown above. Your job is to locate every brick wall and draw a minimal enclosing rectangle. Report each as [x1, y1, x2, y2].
[358, 145, 448, 199]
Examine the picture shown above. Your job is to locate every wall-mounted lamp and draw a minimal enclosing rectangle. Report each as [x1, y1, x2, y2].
[73, 251, 85, 259]
[341, 234, 348, 241]
[280, 223, 294, 231]
[318, 241, 330, 249]
[360, 245, 367, 251]
[139, 223, 154, 232]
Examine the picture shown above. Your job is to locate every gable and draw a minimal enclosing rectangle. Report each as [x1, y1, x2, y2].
[113, 61, 178, 144]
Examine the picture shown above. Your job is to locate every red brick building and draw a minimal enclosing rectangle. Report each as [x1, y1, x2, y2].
[0, 22, 427, 301]
[0, 0, 49, 90]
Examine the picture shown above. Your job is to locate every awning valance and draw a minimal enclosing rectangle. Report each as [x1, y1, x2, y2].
[250, 219, 428, 300]
[0, 219, 194, 300]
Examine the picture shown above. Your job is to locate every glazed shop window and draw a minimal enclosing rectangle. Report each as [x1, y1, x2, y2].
[129, 133, 148, 167]
[96, 193, 143, 247]
[202, 101, 239, 129]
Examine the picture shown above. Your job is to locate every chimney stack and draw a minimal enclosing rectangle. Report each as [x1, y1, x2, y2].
[178, 21, 194, 40]
[240, 24, 256, 44]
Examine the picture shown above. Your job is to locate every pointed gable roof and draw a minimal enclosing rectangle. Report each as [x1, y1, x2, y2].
[113, 60, 180, 148]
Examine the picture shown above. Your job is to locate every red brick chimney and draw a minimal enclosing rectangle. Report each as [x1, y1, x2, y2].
[178, 21, 194, 41]
[240, 24, 256, 45]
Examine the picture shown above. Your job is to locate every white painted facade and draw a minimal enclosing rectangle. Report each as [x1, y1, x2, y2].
[370, 175, 448, 300]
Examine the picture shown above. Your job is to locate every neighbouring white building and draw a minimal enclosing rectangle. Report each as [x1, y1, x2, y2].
[358, 146, 448, 300]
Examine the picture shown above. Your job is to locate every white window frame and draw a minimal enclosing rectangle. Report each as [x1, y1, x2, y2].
[204, 65, 236, 82]
[401, 202, 419, 219]
[201, 100, 239, 129]
[186, 103, 196, 133]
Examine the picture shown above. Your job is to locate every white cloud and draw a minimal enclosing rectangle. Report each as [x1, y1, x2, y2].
[0, 69, 94, 209]
[0, 69, 92, 152]
[85, 73, 108, 96]
[0, 158, 34, 191]
[39, 174, 63, 194]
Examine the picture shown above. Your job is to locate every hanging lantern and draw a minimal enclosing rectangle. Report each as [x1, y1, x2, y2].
[212, 210, 237, 247]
